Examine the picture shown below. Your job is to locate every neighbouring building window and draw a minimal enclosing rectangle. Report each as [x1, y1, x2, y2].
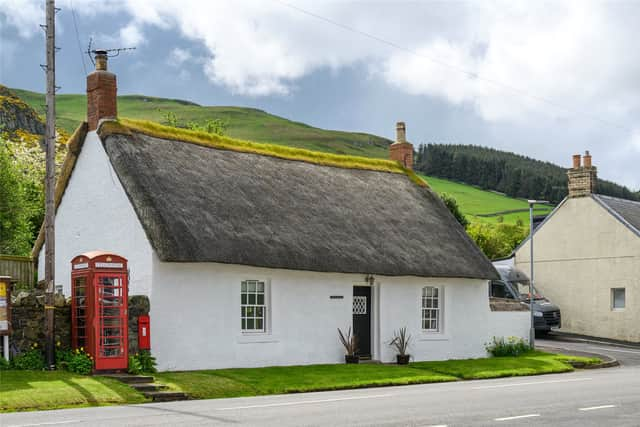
[422, 286, 442, 331]
[612, 288, 626, 310]
[241, 280, 266, 332]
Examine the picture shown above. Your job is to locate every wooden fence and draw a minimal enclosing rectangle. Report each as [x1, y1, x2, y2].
[0, 255, 35, 286]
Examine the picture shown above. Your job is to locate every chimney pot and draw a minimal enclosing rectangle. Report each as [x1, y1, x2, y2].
[583, 150, 592, 168]
[94, 50, 108, 71]
[572, 154, 581, 169]
[396, 122, 406, 144]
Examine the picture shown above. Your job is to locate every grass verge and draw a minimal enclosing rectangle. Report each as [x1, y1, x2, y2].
[410, 351, 598, 380]
[155, 364, 457, 399]
[155, 352, 598, 400]
[0, 370, 148, 412]
[1, 352, 600, 412]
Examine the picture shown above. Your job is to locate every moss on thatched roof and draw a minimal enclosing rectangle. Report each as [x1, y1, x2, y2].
[99, 118, 428, 187]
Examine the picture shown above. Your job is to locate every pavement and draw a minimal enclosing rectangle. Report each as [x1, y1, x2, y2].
[2, 337, 640, 426]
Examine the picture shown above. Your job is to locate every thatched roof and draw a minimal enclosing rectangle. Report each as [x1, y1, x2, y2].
[93, 120, 497, 279]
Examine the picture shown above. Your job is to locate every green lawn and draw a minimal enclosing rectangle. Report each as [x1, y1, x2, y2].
[155, 364, 457, 399]
[0, 352, 599, 412]
[155, 352, 598, 401]
[410, 352, 595, 380]
[421, 174, 554, 225]
[0, 370, 148, 412]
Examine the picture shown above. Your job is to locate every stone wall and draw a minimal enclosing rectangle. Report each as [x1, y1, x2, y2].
[9, 289, 70, 355]
[4, 290, 150, 357]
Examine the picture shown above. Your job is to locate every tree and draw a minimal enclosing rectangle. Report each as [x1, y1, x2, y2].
[466, 222, 528, 260]
[0, 140, 32, 255]
[440, 193, 469, 228]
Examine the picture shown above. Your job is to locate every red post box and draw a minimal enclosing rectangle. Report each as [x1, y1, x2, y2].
[71, 252, 128, 372]
[138, 315, 150, 350]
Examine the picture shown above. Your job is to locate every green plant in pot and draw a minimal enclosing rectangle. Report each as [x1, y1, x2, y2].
[390, 327, 412, 365]
[338, 327, 359, 364]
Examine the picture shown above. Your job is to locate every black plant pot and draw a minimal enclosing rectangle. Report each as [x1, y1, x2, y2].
[396, 354, 410, 365]
[345, 355, 360, 364]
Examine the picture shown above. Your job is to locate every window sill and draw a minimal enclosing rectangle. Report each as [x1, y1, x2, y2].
[417, 332, 450, 342]
[236, 333, 280, 344]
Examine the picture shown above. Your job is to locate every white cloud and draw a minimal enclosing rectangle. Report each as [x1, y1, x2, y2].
[0, 0, 43, 38]
[167, 47, 191, 67]
[2, 0, 640, 189]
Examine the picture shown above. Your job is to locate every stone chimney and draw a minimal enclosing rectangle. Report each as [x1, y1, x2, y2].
[567, 150, 597, 197]
[86, 50, 117, 131]
[389, 122, 414, 169]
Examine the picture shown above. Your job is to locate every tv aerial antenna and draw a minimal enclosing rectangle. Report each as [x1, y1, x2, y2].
[86, 38, 136, 66]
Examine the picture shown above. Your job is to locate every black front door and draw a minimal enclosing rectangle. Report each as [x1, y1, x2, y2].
[352, 286, 371, 357]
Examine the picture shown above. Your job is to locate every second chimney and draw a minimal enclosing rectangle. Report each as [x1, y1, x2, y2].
[567, 150, 597, 198]
[389, 121, 414, 169]
[87, 50, 117, 131]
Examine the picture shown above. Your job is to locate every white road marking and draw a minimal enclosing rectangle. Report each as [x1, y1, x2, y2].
[495, 414, 540, 421]
[8, 421, 82, 427]
[472, 377, 592, 390]
[587, 346, 640, 354]
[215, 393, 393, 410]
[579, 404, 617, 411]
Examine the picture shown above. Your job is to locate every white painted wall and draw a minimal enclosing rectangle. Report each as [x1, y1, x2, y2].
[515, 196, 640, 342]
[151, 256, 494, 371]
[487, 311, 530, 344]
[37, 131, 154, 297]
[377, 277, 491, 363]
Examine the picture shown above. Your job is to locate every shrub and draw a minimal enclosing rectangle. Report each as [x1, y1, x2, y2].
[0, 356, 10, 370]
[128, 355, 142, 375]
[67, 348, 93, 375]
[135, 350, 157, 373]
[11, 345, 44, 370]
[486, 336, 531, 357]
[56, 346, 93, 375]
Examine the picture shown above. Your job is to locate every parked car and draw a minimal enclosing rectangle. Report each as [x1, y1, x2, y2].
[490, 264, 561, 335]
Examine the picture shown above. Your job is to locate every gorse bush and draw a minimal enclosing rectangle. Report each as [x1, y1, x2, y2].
[486, 336, 531, 357]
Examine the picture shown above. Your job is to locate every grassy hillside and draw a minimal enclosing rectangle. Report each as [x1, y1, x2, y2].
[9, 87, 552, 227]
[11, 89, 391, 158]
[421, 175, 553, 225]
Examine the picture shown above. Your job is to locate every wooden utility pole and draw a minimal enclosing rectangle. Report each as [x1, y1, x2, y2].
[44, 0, 57, 370]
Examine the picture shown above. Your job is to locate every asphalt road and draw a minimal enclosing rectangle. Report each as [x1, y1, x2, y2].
[3, 339, 640, 427]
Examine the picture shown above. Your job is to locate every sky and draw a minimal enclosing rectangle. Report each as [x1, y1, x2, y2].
[1, 0, 639, 190]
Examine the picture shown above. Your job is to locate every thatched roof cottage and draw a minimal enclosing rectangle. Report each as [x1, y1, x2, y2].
[35, 54, 506, 371]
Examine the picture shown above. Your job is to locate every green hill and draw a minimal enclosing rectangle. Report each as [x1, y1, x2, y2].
[10, 88, 392, 158]
[8, 86, 555, 226]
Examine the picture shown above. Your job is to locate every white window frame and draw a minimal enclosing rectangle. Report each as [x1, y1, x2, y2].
[241, 279, 269, 333]
[611, 288, 626, 311]
[421, 285, 443, 332]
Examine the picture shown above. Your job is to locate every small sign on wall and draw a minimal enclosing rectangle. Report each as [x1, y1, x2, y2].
[330, 295, 344, 300]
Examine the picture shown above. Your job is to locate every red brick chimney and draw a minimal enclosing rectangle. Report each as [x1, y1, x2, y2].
[87, 50, 117, 131]
[389, 122, 414, 169]
[567, 150, 597, 197]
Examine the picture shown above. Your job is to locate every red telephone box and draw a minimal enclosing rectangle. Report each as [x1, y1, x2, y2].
[71, 252, 128, 372]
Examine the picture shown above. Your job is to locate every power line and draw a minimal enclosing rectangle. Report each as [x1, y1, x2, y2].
[273, 0, 631, 133]
[69, 0, 88, 75]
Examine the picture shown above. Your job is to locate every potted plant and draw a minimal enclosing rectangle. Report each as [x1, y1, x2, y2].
[338, 327, 359, 364]
[389, 327, 412, 365]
